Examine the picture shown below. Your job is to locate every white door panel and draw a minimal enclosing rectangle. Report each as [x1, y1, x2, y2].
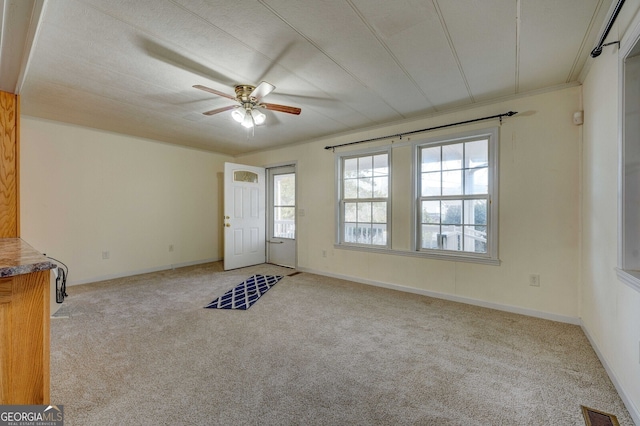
[224, 162, 266, 270]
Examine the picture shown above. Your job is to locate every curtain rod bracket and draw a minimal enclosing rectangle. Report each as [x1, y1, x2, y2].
[591, 0, 625, 58]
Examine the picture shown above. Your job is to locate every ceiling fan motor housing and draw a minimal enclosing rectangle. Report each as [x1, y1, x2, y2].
[235, 85, 257, 109]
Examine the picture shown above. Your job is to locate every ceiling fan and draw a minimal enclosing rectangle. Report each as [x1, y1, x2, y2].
[193, 82, 301, 128]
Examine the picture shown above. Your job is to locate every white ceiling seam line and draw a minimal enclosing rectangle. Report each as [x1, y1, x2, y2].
[256, 0, 368, 88]
[566, 0, 608, 83]
[168, 0, 284, 85]
[432, 0, 474, 104]
[15, 0, 48, 94]
[257, 0, 405, 119]
[169, 0, 262, 56]
[346, 0, 435, 111]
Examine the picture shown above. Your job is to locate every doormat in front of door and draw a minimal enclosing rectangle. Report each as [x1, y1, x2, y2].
[205, 275, 283, 310]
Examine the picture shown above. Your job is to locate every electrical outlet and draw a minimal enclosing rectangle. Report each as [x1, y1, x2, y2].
[529, 274, 540, 287]
[102, 250, 110, 260]
[169, 244, 174, 252]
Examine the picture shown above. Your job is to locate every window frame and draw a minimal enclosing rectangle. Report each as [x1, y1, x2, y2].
[336, 147, 392, 249]
[616, 20, 640, 292]
[271, 171, 296, 240]
[413, 128, 499, 264]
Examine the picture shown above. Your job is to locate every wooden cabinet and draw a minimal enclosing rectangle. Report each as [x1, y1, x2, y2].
[0, 239, 55, 404]
[0, 92, 53, 404]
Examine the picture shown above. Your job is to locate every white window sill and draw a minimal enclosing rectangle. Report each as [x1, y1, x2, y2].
[616, 268, 640, 293]
[334, 244, 501, 266]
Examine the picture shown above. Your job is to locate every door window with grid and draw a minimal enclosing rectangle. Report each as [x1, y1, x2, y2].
[418, 133, 497, 260]
[339, 151, 390, 247]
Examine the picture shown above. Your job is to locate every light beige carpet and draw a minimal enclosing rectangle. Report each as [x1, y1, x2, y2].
[50, 262, 634, 425]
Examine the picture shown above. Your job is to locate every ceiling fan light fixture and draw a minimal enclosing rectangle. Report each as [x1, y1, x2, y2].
[231, 108, 245, 123]
[253, 110, 266, 125]
[241, 110, 254, 128]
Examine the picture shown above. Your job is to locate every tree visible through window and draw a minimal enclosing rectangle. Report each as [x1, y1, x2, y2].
[340, 151, 389, 246]
[418, 138, 491, 254]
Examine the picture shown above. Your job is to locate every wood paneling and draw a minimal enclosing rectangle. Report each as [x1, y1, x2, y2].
[0, 279, 11, 403]
[0, 92, 18, 238]
[0, 272, 50, 404]
[0, 92, 50, 404]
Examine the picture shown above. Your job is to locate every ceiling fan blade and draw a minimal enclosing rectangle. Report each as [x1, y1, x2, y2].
[142, 38, 236, 87]
[203, 105, 238, 116]
[250, 81, 275, 102]
[193, 85, 237, 101]
[262, 103, 301, 115]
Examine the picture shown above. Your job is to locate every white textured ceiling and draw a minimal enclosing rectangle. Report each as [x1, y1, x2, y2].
[3, 0, 614, 155]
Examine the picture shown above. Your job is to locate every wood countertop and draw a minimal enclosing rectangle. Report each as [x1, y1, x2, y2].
[0, 238, 56, 278]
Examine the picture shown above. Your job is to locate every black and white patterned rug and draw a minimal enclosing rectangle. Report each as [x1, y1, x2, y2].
[205, 275, 283, 310]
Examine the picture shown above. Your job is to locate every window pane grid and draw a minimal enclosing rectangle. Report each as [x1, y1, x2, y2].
[418, 138, 489, 254]
[341, 152, 389, 247]
[272, 173, 296, 239]
[419, 197, 488, 253]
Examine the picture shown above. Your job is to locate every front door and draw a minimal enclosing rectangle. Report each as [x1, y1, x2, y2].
[223, 162, 266, 270]
[267, 165, 296, 268]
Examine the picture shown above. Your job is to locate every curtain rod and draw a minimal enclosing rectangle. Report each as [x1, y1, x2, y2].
[590, 0, 625, 58]
[324, 111, 518, 151]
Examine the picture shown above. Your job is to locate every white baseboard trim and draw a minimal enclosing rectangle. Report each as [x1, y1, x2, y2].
[68, 258, 220, 286]
[296, 266, 581, 325]
[580, 322, 640, 426]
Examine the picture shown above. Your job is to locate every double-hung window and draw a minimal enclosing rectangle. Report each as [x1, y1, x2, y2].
[335, 128, 497, 264]
[416, 129, 498, 262]
[338, 150, 390, 247]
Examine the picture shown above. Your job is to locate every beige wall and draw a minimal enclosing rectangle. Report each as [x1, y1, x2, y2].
[20, 117, 232, 285]
[580, 1, 640, 421]
[237, 86, 582, 322]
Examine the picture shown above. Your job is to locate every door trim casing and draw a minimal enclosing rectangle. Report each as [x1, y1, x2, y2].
[266, 163, 297, 268]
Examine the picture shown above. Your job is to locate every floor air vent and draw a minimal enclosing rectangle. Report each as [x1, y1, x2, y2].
[581, 406, 620, 426]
